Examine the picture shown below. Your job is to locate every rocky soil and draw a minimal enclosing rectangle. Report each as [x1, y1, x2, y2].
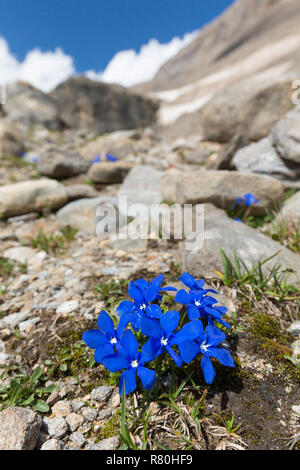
[0, 59, 299, 450]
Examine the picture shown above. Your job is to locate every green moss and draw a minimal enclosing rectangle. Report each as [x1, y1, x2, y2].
[250, 313, 288, 344]
[96, 410, 121, 441]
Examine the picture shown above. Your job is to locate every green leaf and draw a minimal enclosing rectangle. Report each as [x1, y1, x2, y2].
[32, 400, 49, 413]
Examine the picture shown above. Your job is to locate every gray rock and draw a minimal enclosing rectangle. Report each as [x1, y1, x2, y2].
[272, 106, 300, 166]
[0, 120, 24, 157]
[65, 413, 84, 432]
[65, 184, 99, 201]
[69, 432, 85, 448]
[233, 137, 294, 179]
[185, 142, 221, 165]
[288, 321, 300, 336]
[119, 165, 163, 216]
[291, 340, 300, 365]
[37, 150, 90, 179]
[50, 76, 158, 134]
[71, 400, 85, 413]
[0, 407, 42, 450]
[161, 170, 284, 215]
[0, 179, 68, 218]
[88, 161, 133, 184]
[91, 386, 114, 403]
[43, 415, 68, 438]
[1, 312, 29, 329]
[98, 408, 113, 420]
[179, 204, 300, 284]
[206, 134, 250, 170]
[85, 436, 119, 450]
[274, 191, 300, 225]
[40, 438, 62, 450]
[81, 407, 98, 422]
[19, 317, 40, 333]
[56, 196, 126, 236]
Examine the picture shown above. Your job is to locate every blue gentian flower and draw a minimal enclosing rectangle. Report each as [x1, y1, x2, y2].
[175, 289, 230, 328]
[141, 310, 183, 367]
[178, 323, 235, 384]
[19, 151, 26, 158]
[101, 330, 156, 395]
[106, 153, 118, 162]
[92, 155, 101, 164]
[236, 193, 259, 207]
[117, 276, 176, 331]
[178, 272, 207, 291]
[234, 217, 243, 223]
[82, 310, 128, 363]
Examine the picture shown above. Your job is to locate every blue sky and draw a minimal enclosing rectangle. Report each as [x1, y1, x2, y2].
[0, 0, 234, 91]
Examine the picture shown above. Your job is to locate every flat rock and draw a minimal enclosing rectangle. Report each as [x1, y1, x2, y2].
[179, 205, 300, 284]
[37, 150, 90, 179]
[232, 137, 295, 179]
[43, 415, 68, 438]
[56, 196, 126, 236]
[0, 407, 42, 450]
[90, 386, 114, 403]
[0, 179, 68, 218]
[274, 191, 300, 225]
[161, 170, 284, 215]
[86, 436, 119, 450]
[88, 161, 133, 184]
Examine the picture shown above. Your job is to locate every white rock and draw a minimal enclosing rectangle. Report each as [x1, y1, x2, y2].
[56, 300, 79, 315]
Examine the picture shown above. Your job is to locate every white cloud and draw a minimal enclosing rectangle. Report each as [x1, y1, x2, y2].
[0, 37, 75, 92]
[85, 31, 199, 87]
[0, 30, 198, 92]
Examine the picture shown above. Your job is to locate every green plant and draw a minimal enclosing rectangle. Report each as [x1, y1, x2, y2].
[29, 227, 78, 255]
[224, 413, 242, 434]
[93, 279, 127, 310]
[0, 365, 58, 412]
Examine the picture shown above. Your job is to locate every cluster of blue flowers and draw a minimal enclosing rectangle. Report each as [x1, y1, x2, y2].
[92, 153, 118, 164]
[233, 193, 260, 223]
[83, 273, 235, 395]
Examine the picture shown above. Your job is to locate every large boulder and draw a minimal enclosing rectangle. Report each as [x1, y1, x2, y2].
[0, 119, 24, 157]
[0, 407, 42, 450]
[119, 165, 163, 215]
[272, 106, 300, 169]
[3, 81, 61, 129]
[56, 197, 126, 236]
[36, 149, 90, 179]
[0, 179, 68, 218]
[274, 191, 300, 226]
[161, 170, 284, 215]
[179, 204, 300, 284]
[199, 80, 294, 143]
[88, 161, 133, 184]
[50, 76, 158, 134]
[232, 137, 295, 179]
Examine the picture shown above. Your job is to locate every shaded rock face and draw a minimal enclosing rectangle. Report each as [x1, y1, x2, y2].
[36, 149, 90, 179]
[232, 137, 295, 179]
[179, 205, 300, 284]
[198, 80, 294, 143]
[88, 161, 133, 184]
[274, 191, 300, 225]
[0, 179, 68, 218]
[3, 82, 61, 129]
[0, 119, 24, 157]
[272, 106, 300, 169]
[161, 170, 284, 215]
[50, 77, 159, 134]
[0, 407, 42, 450]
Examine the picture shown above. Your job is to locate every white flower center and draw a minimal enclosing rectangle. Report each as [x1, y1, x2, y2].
[195, 300, 201, 306]
[201, 342, 210, 352]
[131, 360, 138, 368]
[110, 337, 117, 344]
[161, 337, 168, 346]
[140, 303, 147, 310]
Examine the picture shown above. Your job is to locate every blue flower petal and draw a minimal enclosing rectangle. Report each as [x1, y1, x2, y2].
[141, 338, 161, 362]
[117, 300, 135, 316]
[201, 356, 216, 384]
[82, 329, 106, 349]
[128, 281, 144, 303]
[97, 310, 115, 337]
[145, 304, 162, 319]
[174, 289, 190, 305]
[205, 325, 226, 346]
[145, 284, 159, 303]
[120, 330, 139, 360]
[141, 316, 161, 338]
[178, 341, 200, 364]
[161, 310, 179, 337]
[208, 348, 235, 367]
[137, 366, 156, 391]
[178, 272, 196, 289]
[119, 368, 137, 395]
[133, 279, 148, 292]
[187, 304, 200, 320]
[94, 343, 115, 363]
[101, 353, 130, 372]
[172, 320, 203, 345]
[165, 345, 183, 367]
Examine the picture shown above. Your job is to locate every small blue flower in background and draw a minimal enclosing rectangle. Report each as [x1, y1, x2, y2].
[106, 153, 118, 162]
[178, 323, 235, 384]
[19, 151, 26, 158]
[101, 330, 156, 395]
[92, 155, 101, 164]
[234, 217, 243, 223]
[82, 310, 128, 363]
[91, 153, 118, 164]
[236, 193, 259, 207]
